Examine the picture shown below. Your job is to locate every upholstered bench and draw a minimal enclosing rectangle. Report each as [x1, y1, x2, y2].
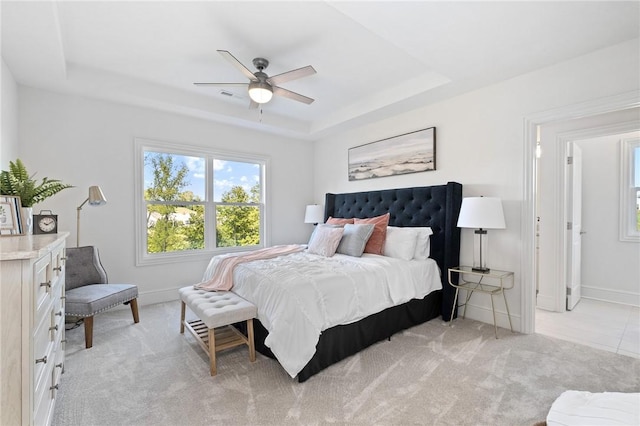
[178, 286, 257, 376]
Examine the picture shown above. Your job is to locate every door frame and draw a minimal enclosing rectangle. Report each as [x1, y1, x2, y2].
[521, 90, 640, 334]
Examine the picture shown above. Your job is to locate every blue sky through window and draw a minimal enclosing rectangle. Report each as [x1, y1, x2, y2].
[144, 152, 260, 202]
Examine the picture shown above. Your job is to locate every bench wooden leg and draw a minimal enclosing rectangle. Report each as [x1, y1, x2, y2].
[84, 316, 94, 349]
[129, 298, 140, 324]
[180, 301, 186, 334]
[208, 327, 217, 376]
[247, 319, 255, 362]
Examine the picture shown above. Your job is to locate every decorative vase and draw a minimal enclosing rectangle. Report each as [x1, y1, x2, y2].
[22, 207, 33, 235]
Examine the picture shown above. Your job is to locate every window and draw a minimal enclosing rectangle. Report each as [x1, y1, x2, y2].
[135, 139, 268, 265]
[620, 137, 640, 242]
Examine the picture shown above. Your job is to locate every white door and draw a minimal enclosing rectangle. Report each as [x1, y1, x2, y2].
[567, 143, 583, 310]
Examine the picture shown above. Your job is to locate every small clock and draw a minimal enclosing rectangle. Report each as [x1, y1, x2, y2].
[34, 210, 58, 235]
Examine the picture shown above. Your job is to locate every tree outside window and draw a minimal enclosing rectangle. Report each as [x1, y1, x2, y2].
[139, 144, 265, 262]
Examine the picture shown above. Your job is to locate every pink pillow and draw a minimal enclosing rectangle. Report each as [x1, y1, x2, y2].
[307, 225, 345, 257]
[326, 217, 354, 225]
[354, 213, 390, 255]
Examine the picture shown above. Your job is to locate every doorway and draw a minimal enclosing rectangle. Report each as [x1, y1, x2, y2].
[521, 91, 640, 335]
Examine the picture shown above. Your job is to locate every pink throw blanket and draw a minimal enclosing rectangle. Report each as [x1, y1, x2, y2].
[194, 245, 305, 291]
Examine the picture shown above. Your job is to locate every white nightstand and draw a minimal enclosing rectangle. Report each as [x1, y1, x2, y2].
[448, 266, 514, 338]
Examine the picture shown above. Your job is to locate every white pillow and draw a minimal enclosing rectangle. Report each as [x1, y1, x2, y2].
[413, 227, 434, 259]
[387, 226, 433, 259]
[307, 225, 344, 257]
[383, 227, 419, 260]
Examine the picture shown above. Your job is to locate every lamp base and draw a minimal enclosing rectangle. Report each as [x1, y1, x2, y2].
[472, 266, 491, 273]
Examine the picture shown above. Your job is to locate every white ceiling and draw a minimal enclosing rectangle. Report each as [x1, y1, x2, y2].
[2, 1, 639, 140]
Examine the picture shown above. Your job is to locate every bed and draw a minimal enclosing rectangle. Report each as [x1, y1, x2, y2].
[204, 182, 462, 382]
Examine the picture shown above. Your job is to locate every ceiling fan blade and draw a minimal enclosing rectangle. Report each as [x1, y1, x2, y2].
[267, 65, 316, 86]
[193, 82, 248, 87]
[272, 86, 314, 104]
[217, 50, 258, 82]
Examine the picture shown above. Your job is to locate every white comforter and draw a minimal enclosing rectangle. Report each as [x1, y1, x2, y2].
[202, 247, 442, 378]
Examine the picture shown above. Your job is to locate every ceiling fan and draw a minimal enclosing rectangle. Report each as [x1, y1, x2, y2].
[194, 50, 317, 108]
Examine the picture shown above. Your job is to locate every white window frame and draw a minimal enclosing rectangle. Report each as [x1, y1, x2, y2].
[619, 137, 640, 242]
[134, 138, 269, 266]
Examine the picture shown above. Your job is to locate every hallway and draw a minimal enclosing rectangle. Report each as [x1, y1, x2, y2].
[536, 298, 640, 359]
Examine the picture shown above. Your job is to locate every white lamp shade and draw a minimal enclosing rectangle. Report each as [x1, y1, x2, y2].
[457, 197, 506, 229]
[87, 186, 107, 206]
[304, 204, 324, 224]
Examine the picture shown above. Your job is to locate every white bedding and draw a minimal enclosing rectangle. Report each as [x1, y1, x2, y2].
[547, 390, 640, 425]
[201, 247, 442, 378]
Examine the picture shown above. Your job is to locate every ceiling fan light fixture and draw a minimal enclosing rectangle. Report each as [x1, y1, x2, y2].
[248, 81, 273, 104]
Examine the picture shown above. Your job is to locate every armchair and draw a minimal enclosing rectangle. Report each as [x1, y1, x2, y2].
[65, 246, 139, 348]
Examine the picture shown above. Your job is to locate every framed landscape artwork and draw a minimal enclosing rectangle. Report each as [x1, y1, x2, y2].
[348, 127, 436, 181]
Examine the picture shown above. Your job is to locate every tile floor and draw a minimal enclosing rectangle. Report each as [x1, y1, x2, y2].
[536, 298, 640, 359]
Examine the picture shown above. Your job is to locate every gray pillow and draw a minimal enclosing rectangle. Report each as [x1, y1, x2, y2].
[336, 223, 375, 257]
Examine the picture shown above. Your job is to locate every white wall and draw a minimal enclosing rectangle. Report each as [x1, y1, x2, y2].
[1, 57, 19, 168]
[313, 39, 640, 332]
[578, 132, 640, 305]
[18, 87, 315, 304]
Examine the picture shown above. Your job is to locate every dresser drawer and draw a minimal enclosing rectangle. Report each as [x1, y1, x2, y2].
[33, 313, 54, 388]
[33, 358, 55, 426]
[51, 298, 64, 347]
[33, 253, 53, 320]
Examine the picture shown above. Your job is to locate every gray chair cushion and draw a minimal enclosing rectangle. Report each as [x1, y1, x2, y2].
[66, 284, 138, 317]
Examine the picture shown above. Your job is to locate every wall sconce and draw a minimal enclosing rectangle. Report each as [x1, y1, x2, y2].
[76, 185, 107, 247]
[304, 204, 324, 226]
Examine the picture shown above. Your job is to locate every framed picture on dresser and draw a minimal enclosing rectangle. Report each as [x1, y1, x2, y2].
[0, 195, 24, 236]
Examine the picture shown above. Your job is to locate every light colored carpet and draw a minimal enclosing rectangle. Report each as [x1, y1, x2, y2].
[53, 301, 640, 426]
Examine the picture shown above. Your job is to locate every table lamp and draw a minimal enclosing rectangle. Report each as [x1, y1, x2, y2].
[457, 197, 506, 273]
[304, 204, 324, 226]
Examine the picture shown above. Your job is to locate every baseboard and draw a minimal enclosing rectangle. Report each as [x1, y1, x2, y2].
[106, 287, 181, 312]
[582, 285, 640, 307]
[535, 294, 556, 311]
[454, 302, 521, 333]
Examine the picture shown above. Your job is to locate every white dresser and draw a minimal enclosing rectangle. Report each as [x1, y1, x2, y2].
[1, 233, 68, 426]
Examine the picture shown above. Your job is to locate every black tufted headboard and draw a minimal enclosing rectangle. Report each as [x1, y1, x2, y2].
[324, 181, 463, 320]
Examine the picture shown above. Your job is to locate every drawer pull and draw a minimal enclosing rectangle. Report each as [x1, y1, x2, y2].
[55, 311, 63, 317]
[40, 281, 51, 289]
[50, 384, 59, 391]
[55, 363, 64, 369]
[35, 355, 48, 364]
[53, 266, 62, 272]
[61, 339, 67, 344]
[49, 325, 59, 331]
[61, 257, 67, 261]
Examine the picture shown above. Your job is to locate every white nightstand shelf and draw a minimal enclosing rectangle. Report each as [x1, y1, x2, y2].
[448, 266, 514, 338]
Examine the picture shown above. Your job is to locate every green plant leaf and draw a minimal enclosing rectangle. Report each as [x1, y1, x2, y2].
[0, 159, 73, 207]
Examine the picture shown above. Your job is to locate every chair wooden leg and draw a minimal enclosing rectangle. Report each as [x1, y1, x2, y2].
[247, 319, 255, 363]
[129, 298, 140, 323]
[180, 301, 186, 334]
[208, 328, 217, 376]
[84, 316, 94, 349]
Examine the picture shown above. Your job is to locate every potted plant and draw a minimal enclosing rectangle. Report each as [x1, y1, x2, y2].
[0, 159, 73, 234]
